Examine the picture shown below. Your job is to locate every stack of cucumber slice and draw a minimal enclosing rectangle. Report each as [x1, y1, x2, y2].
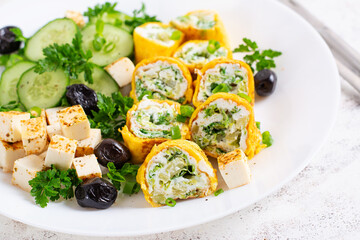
[0, 16, 134, 110]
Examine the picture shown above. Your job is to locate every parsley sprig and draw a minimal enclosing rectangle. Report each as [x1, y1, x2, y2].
[84, 2, 118, 18]
[28, 165, 82, 208]
[107, 162, 140, 195]
[0, 101, 22, 112]
[89, 92, 134, 140]
[9, 28, 27, 42]
[34, 31, 95, 84]
[125, 3, 160, 33]
[233, 38, 282, 72]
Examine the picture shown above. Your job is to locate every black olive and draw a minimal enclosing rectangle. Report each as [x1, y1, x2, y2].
[94, 138, 131, 168]
[254, 69, 277, 96]
[75, 177, 117, 209]
[0, 26, 22, 54]
[66, 84, 98, 115]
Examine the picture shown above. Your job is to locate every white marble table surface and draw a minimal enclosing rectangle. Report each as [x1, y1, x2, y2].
[0, 0, 359, 239]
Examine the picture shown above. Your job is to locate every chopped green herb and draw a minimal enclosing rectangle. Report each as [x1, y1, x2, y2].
[34, 31, 95, 84]
[28, 165, 82, 208]
[89, 92, 134, 141]
[180, 105, 194, 117]
[10, 28, 27, 42]
[165, 197, 176, 207]
[170, 125, 181, 139]
[233, 38, 282, 72]
[212, 83, 230, 93]
[207, 40, 221, 54]
[170, 30, 182, 40]
[256, 121, 261, 130]
[29, 106, 42, 118]
[262, 131, 273, 147]
[0, 53, 25, 68]
[238, 93, 252, 103]
[214, 188, 224, 196]
[176, 114, 187, 123]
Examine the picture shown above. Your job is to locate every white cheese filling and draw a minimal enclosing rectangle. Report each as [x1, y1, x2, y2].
[130, 99, 184, 139]
[172, 12, 216, 30]
[197, 63, 249, 102]
[174, 42, 228, 66]
[135, 61, 188, 101]
[191, 99, 249, 155]
[135, 23, 179, 46]
[146, 147, 211, 204]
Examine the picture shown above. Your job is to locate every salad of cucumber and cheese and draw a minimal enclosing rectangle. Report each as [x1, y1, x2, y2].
[0, 2, 281, 209]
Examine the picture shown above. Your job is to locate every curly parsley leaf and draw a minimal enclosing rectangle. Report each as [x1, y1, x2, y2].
[233, 38, 282, 72]
[89, 92, 134, 140]
[9, 28, 27, 42]
[34, 31, 95, 84]
[28, 165, 82, 208]
[106, 162, 140, 195]
[124, 3, 160, 33]
[84, 2, 118, 18]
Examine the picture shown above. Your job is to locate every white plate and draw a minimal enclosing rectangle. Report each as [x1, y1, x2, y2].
[0, 0, 340, 236]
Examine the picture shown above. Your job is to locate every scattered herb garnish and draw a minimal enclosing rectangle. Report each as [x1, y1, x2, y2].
[28, 165, 82, 208]
[106, 162, 140, 194]
[29, 106, 42, 118]
[0, 101, 22, 112]
[165, 197, 176, 207]
[262, 130, 273, 147]
[170, 30, 182, 41]
[170, 125, 181, 139]
[10, 28, 27, 42]
[89, 92, 134, 140]
[176, 105, 195, 123]
[214, 188, 224, 196]
[92, 19, 107, 51]
[207, 40, 221, 54]
[237, 92, 252, 103]
[34, 31, 95, 84]
[256, 121, 261, 130]
[233, 38, 282, 72]
[212, 83, 231, 94]
[125, 3, 160, 33]
[84, 2, 118, 19]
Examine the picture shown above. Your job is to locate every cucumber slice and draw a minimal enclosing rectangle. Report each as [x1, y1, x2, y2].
[89, 12, 132, 32]
[0, 61, 35, 105]
[81, 24, 133, 66]
[25, 18, 78, 61]
[18, 68, 69, 110]
[70, 66, 119, 96]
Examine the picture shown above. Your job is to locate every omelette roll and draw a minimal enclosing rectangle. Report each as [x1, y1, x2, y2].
[189, 93, 262, 159]
[130, 56, 193, 104]
[170, 10, 231, 49]
[136, 140, 217, 207]
[193, 59, 254, 107]
[133, 22, 185, 63]
[173, 40, 232, 73]
[121, 99, 190, 164]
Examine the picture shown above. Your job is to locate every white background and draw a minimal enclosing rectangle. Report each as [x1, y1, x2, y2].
[0, 0, 359, 239]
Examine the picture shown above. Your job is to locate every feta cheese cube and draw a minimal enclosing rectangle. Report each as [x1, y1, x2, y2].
[21, 117, 48, 155]
[38, 150, 47, 160]
[46, 123, 62, 139]
[65, 10, 85, 28]
[217, 149, 251, 189]
[73, 154, 102, 180]
[12, 155, 44, 192]
[58, 105, 91, 141]
[75, 129, 102, 157]
[45, 107, 64, 125]
[105, 57, 135, 87]
[0, 111, 30, 142]
[0, 141, 26, 172]
[44, 135, 77, 170]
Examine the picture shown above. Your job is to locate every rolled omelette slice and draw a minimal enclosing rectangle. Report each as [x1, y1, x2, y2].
[170, 10, 231, 49]
[136, 139, 217, 207]
[189, 92, 262, 159]
[193, 58, 255, 107]
[130, 56, 193, 104]
[121, 99, 190, 164]
[133, 22, 185, 63]
[173, 40, 232, 73]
